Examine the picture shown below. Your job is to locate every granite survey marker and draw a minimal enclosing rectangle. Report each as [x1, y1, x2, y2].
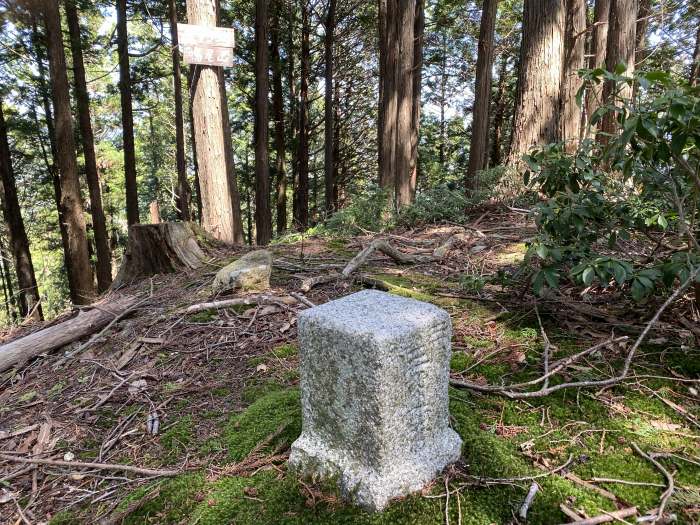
[289, 290, 462, 511]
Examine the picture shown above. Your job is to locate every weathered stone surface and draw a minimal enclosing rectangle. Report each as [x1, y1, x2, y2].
[289, 290, 462, 511]
[213, 250, 272, 292]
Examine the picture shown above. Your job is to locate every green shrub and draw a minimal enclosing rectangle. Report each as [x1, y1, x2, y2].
[396, 184, 468, 226]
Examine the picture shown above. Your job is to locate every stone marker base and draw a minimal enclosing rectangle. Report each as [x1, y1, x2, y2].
[290, 428, 462, 511]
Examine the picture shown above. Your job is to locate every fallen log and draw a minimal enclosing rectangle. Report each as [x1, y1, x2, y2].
[0, 294, 140, 372]
[182, 294, 298, 315]
[112, 222, 210, 288]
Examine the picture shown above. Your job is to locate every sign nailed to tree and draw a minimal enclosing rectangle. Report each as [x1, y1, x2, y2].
[177, 23, 235, 67]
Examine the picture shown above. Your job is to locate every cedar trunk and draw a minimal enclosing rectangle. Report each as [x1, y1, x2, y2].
[490, 55, 508, 167]
[255, 0, 272, 245]
[689, 22, 700, 86]
[394, 0, 414, 208]
[508, 0, 565, 162]
[409, 0, 424, 199]
[294, 0, 310, 230]
[378, 0, 398, 192]
[0, 101, 42, 321]
[116, 0, 140, 226]
[42, 0, 95, 304]
[601, 0, 637, 137]
[585, 0, 610, 135]
[65, 0, 113, 292]
[560, 0, 586, 151]
[323, 0, 336, 215]
[186, 0, 244, 244]
[271, 0, 287, 234]
[466, 0, 498, 189]
[169, 0, 192, 222]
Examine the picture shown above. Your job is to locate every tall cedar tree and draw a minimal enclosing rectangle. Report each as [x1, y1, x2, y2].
[294, 0, 310, 230]
[600, 0, 637, 138]
[410, 0, 424, 194]
[116, 0, 140, 225]
[255, 0, 272, 244]
[560, 0, 586, 151]
[0, 101, 42, 320]
[394, 0, 414, 208]
[168, 0, 192, 221]
[323, 0, 336, 215]
[585, 0, 610, 135]
[186, 0, 244, 244]
[41, 0, 95, 304]
[490, 55, 508, 166]
[65, 0, 112, 292]
[692, 24, 700, 86]
[271, 0, 287, 234]
[466, 0, 498, 189]
[378, 0, 398, 192]
[508, 0, 565, 162]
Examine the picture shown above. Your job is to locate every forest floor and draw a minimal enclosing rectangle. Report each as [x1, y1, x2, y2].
[1, 208, 700, 525]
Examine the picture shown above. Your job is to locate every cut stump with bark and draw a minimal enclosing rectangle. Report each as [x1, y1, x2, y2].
[113, 222, 209, 287]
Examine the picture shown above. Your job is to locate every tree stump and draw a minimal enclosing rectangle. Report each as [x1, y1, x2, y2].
[113, 222, 209, 287]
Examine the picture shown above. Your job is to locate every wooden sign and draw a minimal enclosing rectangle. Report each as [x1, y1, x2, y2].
[177, 23, 235, 67]
[182, 45, 234, 67]
[177, 23, 235, 48]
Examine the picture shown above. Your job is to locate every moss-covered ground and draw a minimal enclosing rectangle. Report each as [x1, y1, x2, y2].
[20, 230, 698, 524]
[66, 266, 698, 525]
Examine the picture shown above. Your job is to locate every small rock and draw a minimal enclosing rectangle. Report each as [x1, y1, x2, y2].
[63, 452, 75, 462]
[213, 250, 272, 292]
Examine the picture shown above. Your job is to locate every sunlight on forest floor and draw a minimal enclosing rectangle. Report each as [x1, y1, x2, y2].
[4, 218, 699, 525]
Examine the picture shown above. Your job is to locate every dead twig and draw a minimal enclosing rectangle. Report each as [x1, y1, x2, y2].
[451, 266, 700, 398]
[564, 507, 638, 525]
[631, 443, 675, 524]
[182, 295, 297, 315]
[0, 454, 181, 478]
[518, 482, 539, 520]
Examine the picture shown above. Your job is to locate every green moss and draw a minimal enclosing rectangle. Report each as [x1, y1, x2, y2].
[241, 379, 286, 404]
[326, 238, 353, 257]
[450, 351, 472, 372]
[188, 309, 217, 322]
[273, 343, 299, 358]
[161, 416, 194, 455]
[49, 510, 78, 525]
[224, 388, 301, 461]
[212, 387, 230, 397]
[123, 474, 206, 524]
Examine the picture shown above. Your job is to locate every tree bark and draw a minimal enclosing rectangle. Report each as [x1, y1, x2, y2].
[560, 0, 586, 151]
[116, 0, 140, 226]
[0, 239, 15, 322]
[168, 0, 192, 222]
[0, 294, 138, 373]
[42, 0, 96, 305]
[378, 0, 398, 193]
[490, 55, 508, 167]
[585, 0, 610, 135]
[323, 0, 336, 215]
[635, 0, 651, 66]
[186, 0, 244, 244]
[294, 0, 310, 230]
[466, 0, 498, 189]
[0, 101, 42, 321]
[508, 0, 565, 163]
[271, 0, 287, 234]
[689, 22, 700, 86]
[65, 0, 113, 292]
[113, 222, 208, 286]
[394, 0, 415, 208]
[600, 0, 637, 137]
[409, 0, 424, 200]
[255, 0, 272, 245]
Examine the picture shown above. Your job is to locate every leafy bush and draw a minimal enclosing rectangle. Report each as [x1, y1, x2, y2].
[525, 70, 700, 300]
[325, 183, 393, 234]
[396, 184, 468, 226]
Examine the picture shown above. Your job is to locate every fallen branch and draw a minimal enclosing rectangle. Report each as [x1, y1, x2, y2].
[632, 443, 675, 524]
[0, 453, 180, 477]
[518, 482, 539, 519]
[451, 266, 700, 398]
[182, 294, 298, 315]
[0, 294, 140, 373]
[565, 507, 638, 525]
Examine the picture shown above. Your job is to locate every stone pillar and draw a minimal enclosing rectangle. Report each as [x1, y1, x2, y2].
[289, 290, 462, 511]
